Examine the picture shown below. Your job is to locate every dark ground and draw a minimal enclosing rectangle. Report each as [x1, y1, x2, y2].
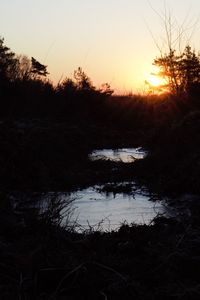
[1, 117, 200, 299]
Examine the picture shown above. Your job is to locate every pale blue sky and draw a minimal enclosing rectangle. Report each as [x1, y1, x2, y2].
[1, 0, 200, 92]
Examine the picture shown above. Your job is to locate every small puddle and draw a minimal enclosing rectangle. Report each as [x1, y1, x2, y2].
[65, 183, 167, 231]
[11, 185, 171, 232]
[89, 148, 147, 163]
[11, 148, 169, 232]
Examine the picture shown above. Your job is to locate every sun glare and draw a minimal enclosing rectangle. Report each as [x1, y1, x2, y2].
[144, 66, 166, 93]
[147, 74, 164, 87]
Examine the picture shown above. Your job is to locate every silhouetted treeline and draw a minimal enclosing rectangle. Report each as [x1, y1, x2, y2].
[0, 38, 114, 120]
[2, 36, 200, 138]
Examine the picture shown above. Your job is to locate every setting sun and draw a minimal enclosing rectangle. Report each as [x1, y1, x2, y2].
[147, 73, 164, 87]
[144, 65, 166, 93]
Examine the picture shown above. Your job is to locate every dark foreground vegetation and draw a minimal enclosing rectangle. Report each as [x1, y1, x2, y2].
[1, 37, 200, 299]
[1, 195, 200, 300]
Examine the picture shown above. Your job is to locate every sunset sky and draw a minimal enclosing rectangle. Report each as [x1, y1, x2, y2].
[1, 0, 200, 93]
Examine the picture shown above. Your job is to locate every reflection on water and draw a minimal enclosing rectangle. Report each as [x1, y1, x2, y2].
[89, 148, 147, 163]
[65, 184, 166, 231]
[11, 184, 169, 232]
[11, 147, 166, 232]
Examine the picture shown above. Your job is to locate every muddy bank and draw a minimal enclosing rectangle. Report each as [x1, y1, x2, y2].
[132, 112, 200, 196]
